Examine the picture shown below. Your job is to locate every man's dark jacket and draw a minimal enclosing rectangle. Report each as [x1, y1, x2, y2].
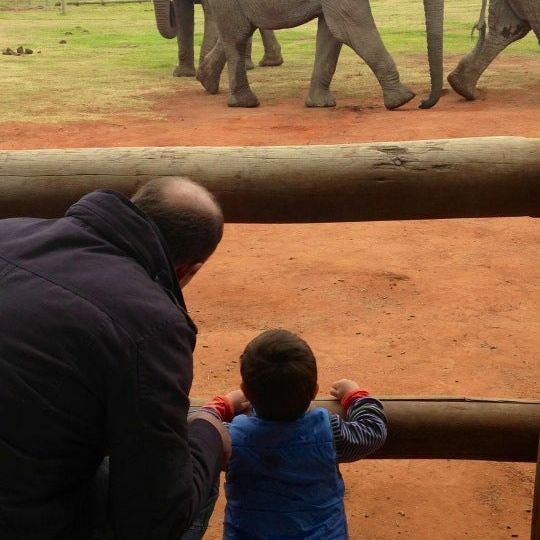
[0, 190, 222, 539]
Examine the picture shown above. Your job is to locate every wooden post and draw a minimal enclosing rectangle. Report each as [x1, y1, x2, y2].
[0, 137, 538, 222]
[60, 0, 66, 14]
[532, 436, 540, 540]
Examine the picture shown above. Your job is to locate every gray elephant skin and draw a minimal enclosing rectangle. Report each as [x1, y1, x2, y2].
[194, 0, 444, 109]
[448, 0, 539, 100]
[152, 0, 283, 78]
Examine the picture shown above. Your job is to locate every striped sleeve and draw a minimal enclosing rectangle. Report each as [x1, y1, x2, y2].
[331, 397, 388, 463]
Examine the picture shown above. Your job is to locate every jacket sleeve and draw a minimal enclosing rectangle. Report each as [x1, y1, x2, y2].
[105, 318, 223, 540]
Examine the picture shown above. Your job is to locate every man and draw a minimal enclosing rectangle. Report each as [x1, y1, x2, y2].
[0, 177, 230, 539]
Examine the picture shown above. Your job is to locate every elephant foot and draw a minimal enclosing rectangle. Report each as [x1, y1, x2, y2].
[259, 54, 284, 67]
[383, 84, 416, 110]
[447, 71, 477, 100]
[173, 65, 196, 78]
[196, 65, 220, 95]
[228, 89, 260, 107]
[246, 58, 255, 71]
[305, 89, 336, 108]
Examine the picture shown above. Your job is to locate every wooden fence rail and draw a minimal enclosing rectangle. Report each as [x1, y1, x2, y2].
[1, 137, 539, 222]
[191, 396, 540, 462]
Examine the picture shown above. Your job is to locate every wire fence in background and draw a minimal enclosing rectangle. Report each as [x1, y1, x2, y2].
[0, 0, 150, 8]
[58, 0, 151, 4]
[0, 0, 50, 8]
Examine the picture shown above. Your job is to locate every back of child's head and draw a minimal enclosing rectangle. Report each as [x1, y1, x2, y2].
[240, 329, 318, 421]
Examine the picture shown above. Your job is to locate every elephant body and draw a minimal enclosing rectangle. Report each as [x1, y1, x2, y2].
[153, 0, 283, 78]
[448, 0, 540, 99]
[196, 0, 444, 109]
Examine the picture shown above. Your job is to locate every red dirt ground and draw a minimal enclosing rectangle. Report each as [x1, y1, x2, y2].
[1, 78, 539, 539]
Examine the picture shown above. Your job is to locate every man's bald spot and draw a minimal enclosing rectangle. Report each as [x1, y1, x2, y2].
[131, 176, 224, 265]
[159, 177, 222, 222]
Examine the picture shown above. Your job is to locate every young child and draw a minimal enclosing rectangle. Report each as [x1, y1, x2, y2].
[201, 328, 388, 540]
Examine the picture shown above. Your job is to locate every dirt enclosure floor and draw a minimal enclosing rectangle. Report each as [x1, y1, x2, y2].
[1, 76, 539, 539]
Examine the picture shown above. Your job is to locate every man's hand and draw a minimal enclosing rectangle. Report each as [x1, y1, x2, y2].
[330, 379, 360, 400]
[188, 410, 232, 467]
[226, 389, 251, 414]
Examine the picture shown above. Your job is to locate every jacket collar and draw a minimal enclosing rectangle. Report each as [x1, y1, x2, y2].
[65, 190, 193, 323]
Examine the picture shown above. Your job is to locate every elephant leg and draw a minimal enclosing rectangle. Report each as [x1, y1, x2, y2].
[199, 1, 253, 71]
[448, 0, 530, 99]
[205, 2, 259, 107]
[321, 0, 415, 109]
[222, 34, 260, 107]
[305, 17, 342, 107]
[173, 0, 196, 77]
[196, 39, 226, 94]
[259, 29, 284, 66]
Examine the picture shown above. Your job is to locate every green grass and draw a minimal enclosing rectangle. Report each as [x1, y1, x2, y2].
[0, 1, 537, 121]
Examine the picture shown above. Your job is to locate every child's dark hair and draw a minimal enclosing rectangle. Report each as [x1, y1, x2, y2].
[240, 329, 317, 421]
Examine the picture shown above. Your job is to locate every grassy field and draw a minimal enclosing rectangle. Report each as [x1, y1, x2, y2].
[0, 1, 538, 121]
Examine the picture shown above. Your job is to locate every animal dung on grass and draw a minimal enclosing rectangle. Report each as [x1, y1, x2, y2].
[2, 47, 33, 56]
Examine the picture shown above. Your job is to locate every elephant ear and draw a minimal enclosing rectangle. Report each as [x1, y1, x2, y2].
[153, 0, 178, 39]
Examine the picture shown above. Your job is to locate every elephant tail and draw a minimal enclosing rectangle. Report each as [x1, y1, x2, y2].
[470, 0, 488, 42]
[153, 0, 178, 39]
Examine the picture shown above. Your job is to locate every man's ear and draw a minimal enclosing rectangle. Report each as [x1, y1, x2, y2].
[175, 262, 203, 289]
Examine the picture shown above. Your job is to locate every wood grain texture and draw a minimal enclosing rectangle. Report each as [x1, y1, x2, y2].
[1, 137, 538, 221]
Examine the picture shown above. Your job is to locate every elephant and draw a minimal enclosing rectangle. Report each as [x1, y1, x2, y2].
[152, 0, 284, 78]
[448, 0, 539, 100]
[195, 0, 444, 109]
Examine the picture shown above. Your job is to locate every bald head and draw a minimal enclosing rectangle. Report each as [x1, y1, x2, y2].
[161, 177, 222, 220]
[131, 177, 224, 265]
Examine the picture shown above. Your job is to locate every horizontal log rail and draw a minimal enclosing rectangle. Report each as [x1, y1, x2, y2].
[1, 137, 539, 221]
[190, 396, 540, 462]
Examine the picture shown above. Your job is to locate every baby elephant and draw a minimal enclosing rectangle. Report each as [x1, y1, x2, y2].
[197, 0, 444, 109]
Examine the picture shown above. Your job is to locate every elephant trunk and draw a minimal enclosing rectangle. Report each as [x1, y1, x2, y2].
[153, 0, 177, 39]
[420, 0, 444, 109]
